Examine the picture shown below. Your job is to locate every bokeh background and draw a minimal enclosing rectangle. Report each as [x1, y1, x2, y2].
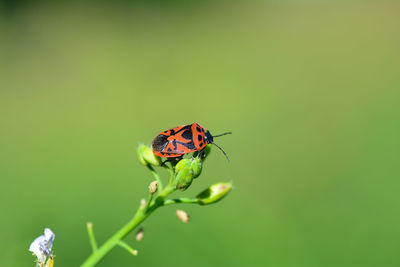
[1, 1, 400, 266]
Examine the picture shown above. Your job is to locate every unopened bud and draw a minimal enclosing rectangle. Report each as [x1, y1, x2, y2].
[137, 144, 161, 167]
[191, 157, 202, 179]
[196, 182, 232, 205]
[176, 210, 190, 223]
[149, 181, 158, 194]
[174, 157, 202, 191]
[136, 227, 144, 242]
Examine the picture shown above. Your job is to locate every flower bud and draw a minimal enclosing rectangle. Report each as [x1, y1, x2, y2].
[176, 210, 190, 223]
[149, 181, 158, 194]
[196, 182, 232, 205]
[136, 227, 144, 242]
[190, 157, 202, 179]
[174, 157, 202, 191]
[137, 144, 161, 167]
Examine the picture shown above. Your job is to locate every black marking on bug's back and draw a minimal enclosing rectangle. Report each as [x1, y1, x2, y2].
[164, 125, 188, 136]
[172, 140, 178, 151]
[152, 134, 168, 152]
[173, 125, 191, 135]
[196, 125, 202, 132]
[197, 135, 203, 142]
[181, 128, 193, 140]
[176, 140, 196, 150]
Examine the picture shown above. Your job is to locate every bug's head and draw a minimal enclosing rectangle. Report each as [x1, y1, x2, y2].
[205, 130, 214, 144]
[206, 131, 232, 163]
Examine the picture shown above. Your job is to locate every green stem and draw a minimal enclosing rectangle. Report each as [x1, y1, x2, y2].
[146, 191, 154, 210]
[163, 164, 175, 180]
[147, 165, 163, 191]
[81, 209, 148, 267]
[164, 198, 199, 206]
[86, 222, 98, 252]
[80, 183, 176, 267]
[116, 240, 138, 256]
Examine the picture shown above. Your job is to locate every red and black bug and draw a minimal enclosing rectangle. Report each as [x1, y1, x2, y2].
[152, 122, 231, 162]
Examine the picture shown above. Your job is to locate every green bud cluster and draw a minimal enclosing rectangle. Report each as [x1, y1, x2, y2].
[137, 143, 232, 205]
[174, 157, 202, 191]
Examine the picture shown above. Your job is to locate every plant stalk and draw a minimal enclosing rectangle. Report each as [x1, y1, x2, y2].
[81, 183, 176, 267]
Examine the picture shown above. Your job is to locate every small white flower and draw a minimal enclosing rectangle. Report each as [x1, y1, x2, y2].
[29, 228, 55, 266]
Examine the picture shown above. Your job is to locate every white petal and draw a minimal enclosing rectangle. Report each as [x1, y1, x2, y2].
[44, 228, 55, 251]
[44, 228, 55, 241]
[29, 235, 46, 263]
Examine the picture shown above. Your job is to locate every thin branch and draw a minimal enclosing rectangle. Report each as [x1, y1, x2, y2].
[163, 198, 199, 206]
[81, 183, 176, 267]
[163, 164, 175, 179]
[86, 222, 98, 252]
[146, 191, 154, 210]
[116, 240, 138, 256]
[147, 165, 163, 191]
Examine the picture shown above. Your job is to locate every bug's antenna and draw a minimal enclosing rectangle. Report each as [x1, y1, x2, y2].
[211, 142, 230, 163]
[212, 132, 232, 138]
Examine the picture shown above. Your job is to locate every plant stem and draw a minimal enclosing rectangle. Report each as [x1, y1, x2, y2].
[147, 165, 163, 191]
[80, 183, 176, 267]
[163, 198, 199, 206]
[146, 191, 154, 210]
[116, 240, 138, 256]
[86, 222, 98, 252]
[81, 209, 147, 267]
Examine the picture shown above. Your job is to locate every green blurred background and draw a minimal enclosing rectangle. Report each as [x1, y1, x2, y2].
[1, 1, 400, 266]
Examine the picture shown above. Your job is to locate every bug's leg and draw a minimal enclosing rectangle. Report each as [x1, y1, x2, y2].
[160, 159, 169, 167]
[161, 158, 175, 167]
[197, 149, 205, 160]
[161, 155, 184, 167]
